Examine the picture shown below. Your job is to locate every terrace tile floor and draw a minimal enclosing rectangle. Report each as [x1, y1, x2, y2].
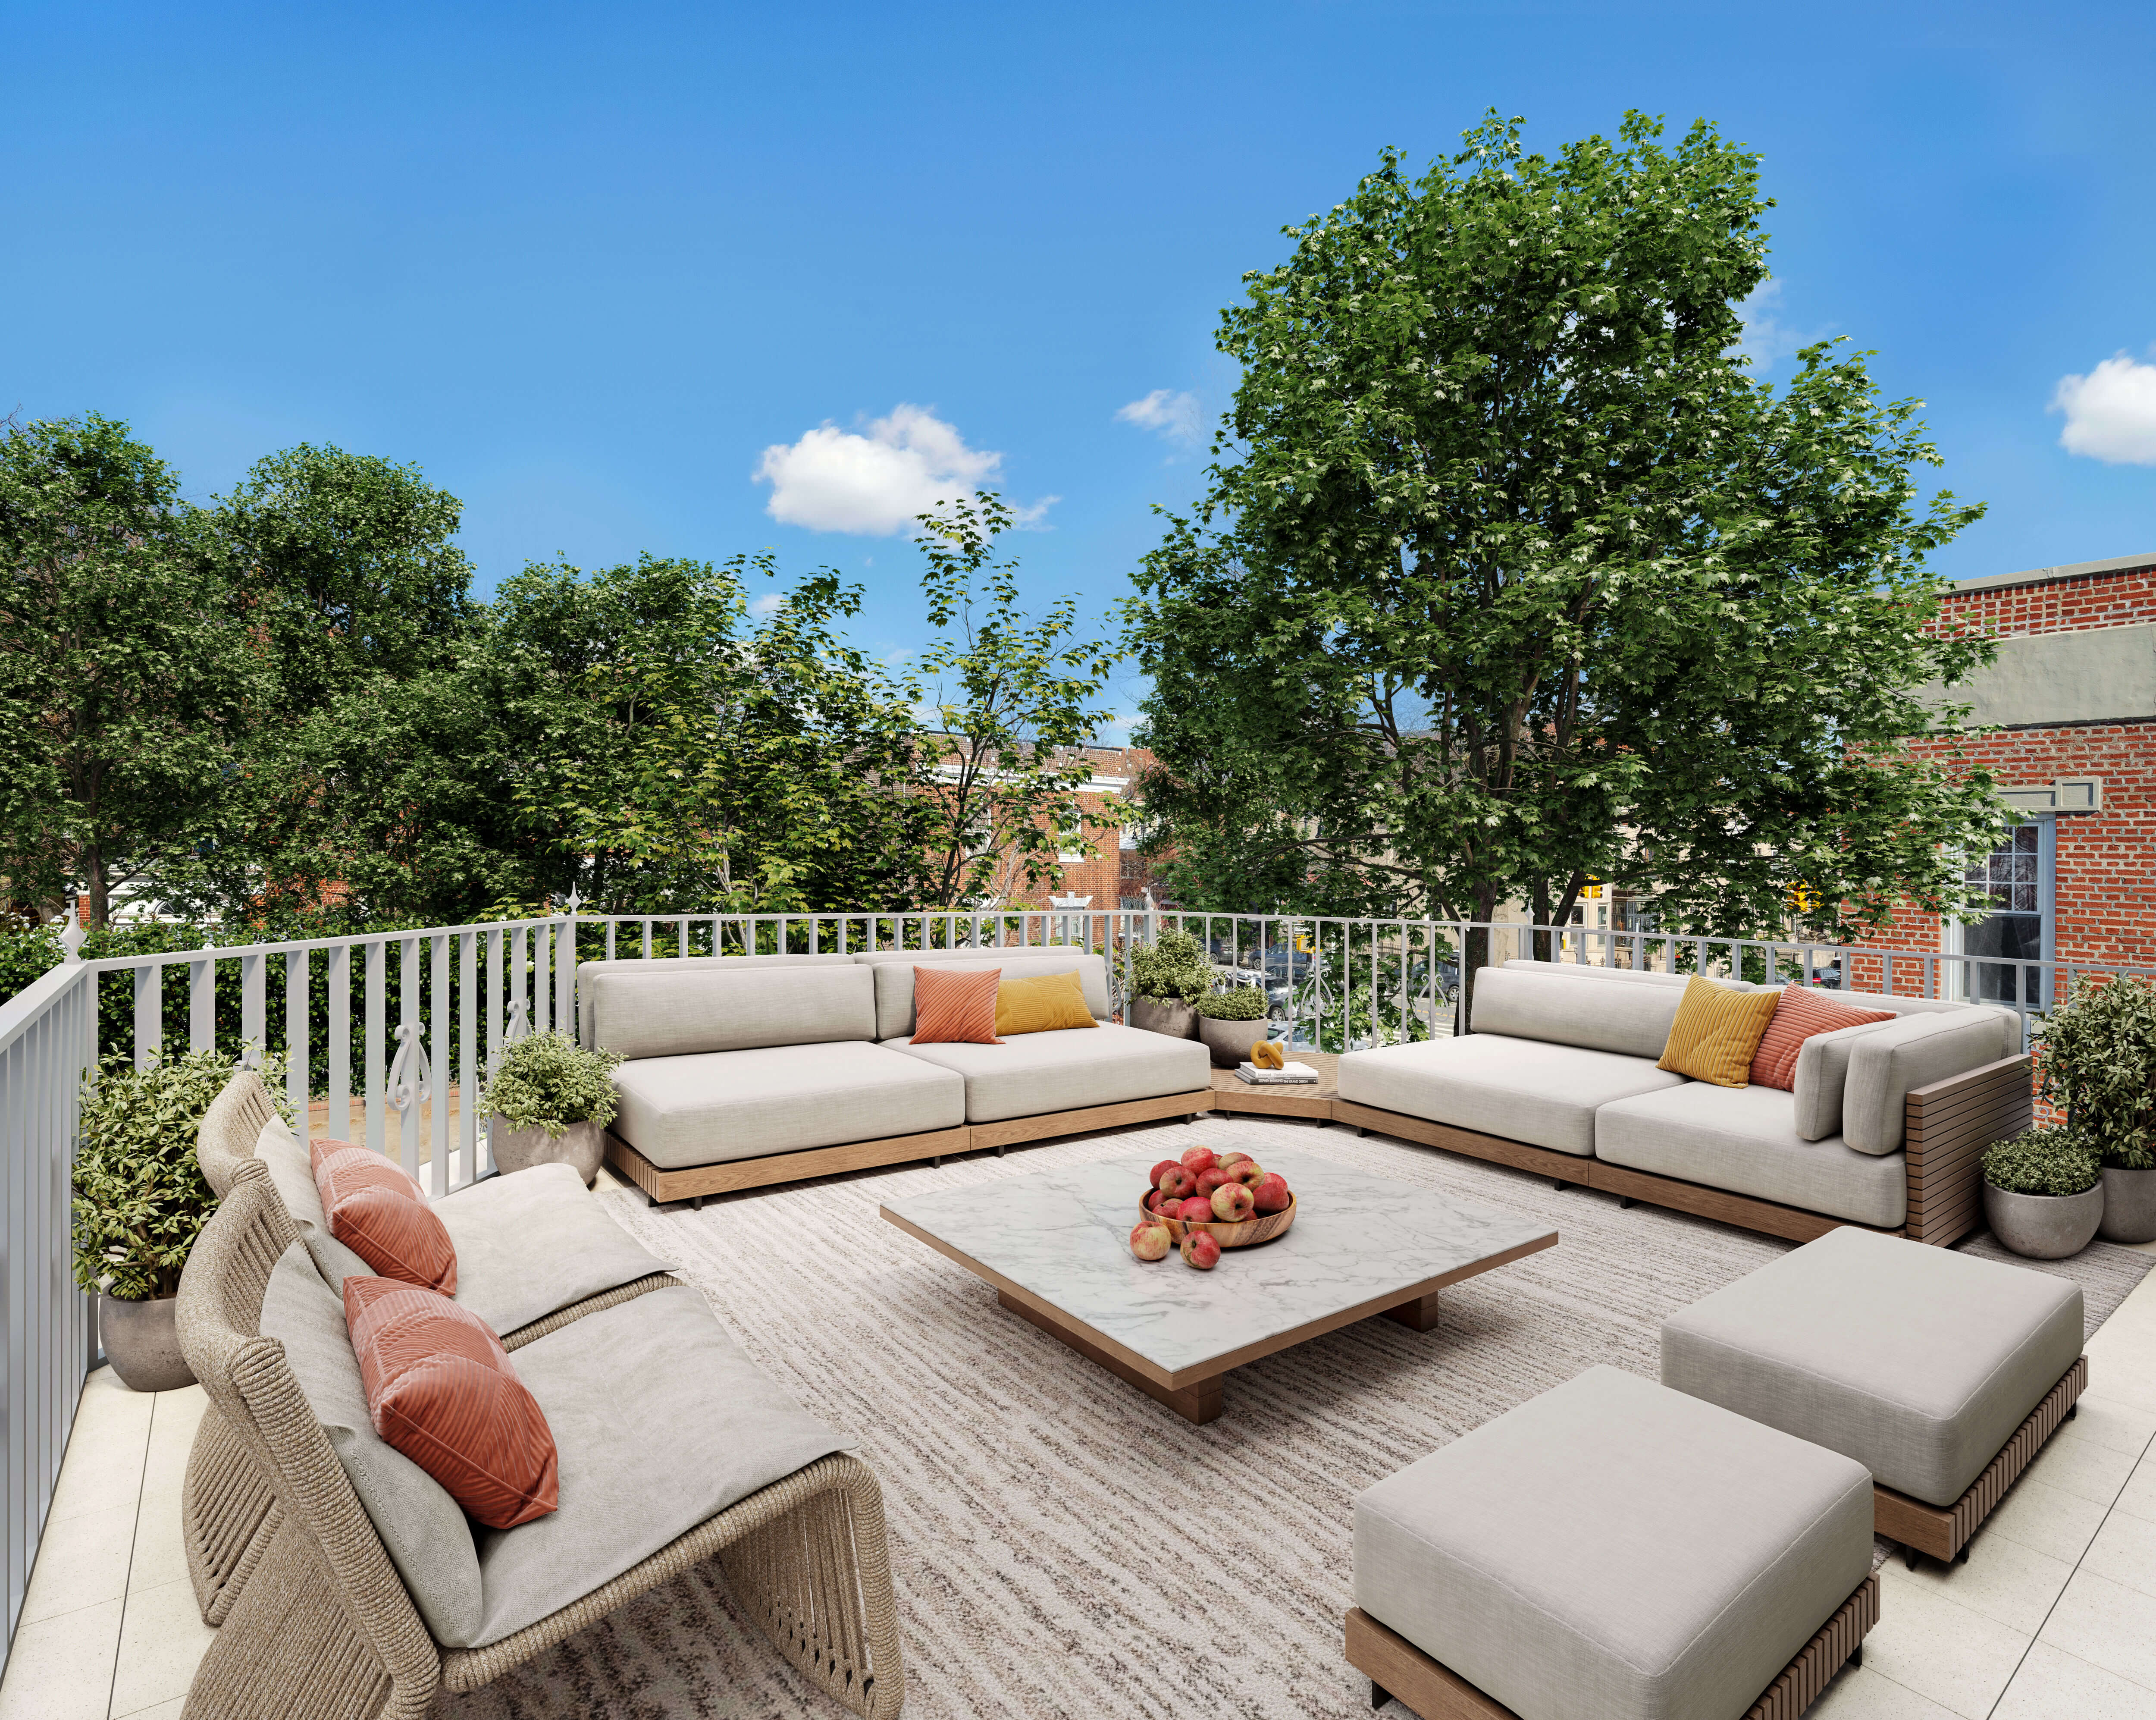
[6, 1156, 2153, 1720]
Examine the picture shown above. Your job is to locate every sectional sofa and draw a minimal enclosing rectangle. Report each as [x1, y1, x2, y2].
[579, 948, 1214, 1205]
[1335, 962, 2033, 1246]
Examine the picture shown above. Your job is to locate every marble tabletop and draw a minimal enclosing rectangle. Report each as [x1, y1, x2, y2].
[881, 1143, 1557, 1377]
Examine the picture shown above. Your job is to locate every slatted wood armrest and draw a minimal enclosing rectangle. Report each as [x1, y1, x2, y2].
[1905, 1053, 2034, 1247]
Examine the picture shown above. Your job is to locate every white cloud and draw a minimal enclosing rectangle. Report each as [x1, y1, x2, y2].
[749, 592, 784, 616]
[754, 404, 1010, 534]
[1732, 279, 1809, 374]
[2052, 352, 2156, 465]
[1116, 389, 1202, 445]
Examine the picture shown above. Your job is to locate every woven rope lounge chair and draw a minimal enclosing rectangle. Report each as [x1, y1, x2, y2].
[184, 1070, 677, 1626]
[176, 1175, 904, 1719]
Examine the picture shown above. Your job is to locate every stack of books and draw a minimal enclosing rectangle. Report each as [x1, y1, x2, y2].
[1235, 1061, 1321, 1085]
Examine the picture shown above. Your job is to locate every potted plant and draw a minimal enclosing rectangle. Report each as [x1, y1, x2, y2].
[2034, 975, 2156, 1243]
[74, 1047, 283, 1392]
[1125, 930, 1216, 1038]
[1982, 1127, 2105, 1259]
[1194, 986, 1272, 1068]
[481, 1031, 623, 1186]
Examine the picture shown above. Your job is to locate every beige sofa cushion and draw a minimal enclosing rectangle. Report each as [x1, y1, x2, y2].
[1791, 1018, 1897, 1141]
[1467, 965, 1688, 1060]
[471, 1287, 849, 1648]
[888, 1021, 1208, 1123]
[1596, 1083, 1907, 1228]
[1842, 1012, 2008, 1156]
[1819, 990, 2020, 1061]
[583, 964, 875, 1061]
[1497, 960, 1692, 989]
[611, 1041, 964, 1169]
[1662, 1227, 2083, 1507]
[576, 954, 856, 1049]
[863, 951, 1112, 1042]
[1337, 1035, 1683, 1158]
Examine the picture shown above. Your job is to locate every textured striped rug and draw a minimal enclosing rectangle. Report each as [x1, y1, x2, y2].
[436, 1115, 2152, 1720]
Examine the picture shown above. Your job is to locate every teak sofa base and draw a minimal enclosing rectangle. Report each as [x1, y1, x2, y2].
[606, 1087, 1217, 1203]
[1346, 1571, 1879, 1720]
[1877, 1356, 2087, 1565]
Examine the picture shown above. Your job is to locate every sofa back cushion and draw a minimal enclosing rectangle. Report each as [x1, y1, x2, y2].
[867, 952, 1110, 1042]
[1469, 965, 1689, 1061]
[1498, 960, 1692, 989]
[260, 1241, 483, 1646]
[583, 963, 877, 1061]
[1842, 1011, 2010, 1155]
[1815, 989, 2021, 1061]
[1790, 1019, 1898, 1142]
[576, 954, 857, 1049]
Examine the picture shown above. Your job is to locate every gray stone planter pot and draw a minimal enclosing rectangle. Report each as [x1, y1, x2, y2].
[1127, 997, 1197, 1039]
[100, 1293, 195, 1393]
[1984, 1180, 2106, 1260]
[1196, 1016, 1266, 1068]
[489, 1115, 606, 1186]
[2099, 1166, 2156, 1244]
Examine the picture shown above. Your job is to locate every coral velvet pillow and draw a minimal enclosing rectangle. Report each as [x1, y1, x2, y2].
[1657, 977, 1783, 1088]
[911, 965, 1002, 1045]
[1749, 986, 1899, 1092]
[342, 1274, 558, 1529]
[312, 1141, 458, 1295]
[994, 969, 1096, 1037]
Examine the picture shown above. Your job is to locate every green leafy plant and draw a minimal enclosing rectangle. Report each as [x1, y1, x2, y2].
[1194, 986, 1268, 1021]
[73, 1048, 288, 1300]
[1984, 1127, 2101, 1199]
[480, 1031, 621, 1136]
[2034, 976, 2156, 1171]
[1128, 930, 1216, 1005]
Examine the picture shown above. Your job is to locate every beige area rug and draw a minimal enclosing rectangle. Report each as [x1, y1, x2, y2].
[436, 1115, 2153, 1720]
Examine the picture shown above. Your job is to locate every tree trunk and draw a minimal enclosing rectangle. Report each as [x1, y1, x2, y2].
[82, 844, 110, 929]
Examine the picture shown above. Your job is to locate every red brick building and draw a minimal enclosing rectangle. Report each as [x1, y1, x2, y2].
[1862, 551, 2156, 1005]
[1000, 744, 1165, 912]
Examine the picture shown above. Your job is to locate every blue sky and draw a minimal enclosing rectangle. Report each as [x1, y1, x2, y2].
[7, 3, 2154, 734]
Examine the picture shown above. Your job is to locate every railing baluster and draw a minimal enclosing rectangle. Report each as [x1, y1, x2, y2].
[240, 949, 265, 1064]
[430, 934, 451, 1196]
[133, 960, 160, 1071]
[285, 951, 309, 1125]
[364, 939, 386, 1155]
[328, 942, 351, 1147]
[399, 937, 421, 1182]
[460, 932, 479, 1178]
[189, 946, 216, 1054]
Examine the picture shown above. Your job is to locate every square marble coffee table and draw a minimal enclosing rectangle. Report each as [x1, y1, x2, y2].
[880, 1143, 1557, 1423]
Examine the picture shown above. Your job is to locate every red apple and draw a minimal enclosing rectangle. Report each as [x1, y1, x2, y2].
[1158, 1166, 1196, 1201]
[1211, 1182, 1255, 1222]
[1150, 1159, 1181, 1190]
[1144, 1189, 1176, 1216]
[1177, 1196, 1215, 1223]
[1180, 1230, 1222, 1269]
[1129, 1221, 1172, 1262]
[1195, 1166, 1234, 1198]
[1179, 1147, 1218, 1176]
[1218, 1151, 1251, 1170]
[1228, 1160, 1266, 1188]
[1250, 1172, 1291, 1214]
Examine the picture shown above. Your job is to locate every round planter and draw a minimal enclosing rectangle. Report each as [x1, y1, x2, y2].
[1984, 1180, 2105, 1260]
[1127, 997, 1196, 1039]
[2099, 1165, 2156, 1245]
[1195, 1016, 1266, 1068]
[100, 1293, 195, 1393]
[489, 1115, 605, 1186]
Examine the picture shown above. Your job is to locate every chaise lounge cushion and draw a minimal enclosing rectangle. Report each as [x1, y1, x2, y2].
[1661, 1227, 2084, 1507]
[610, 1040, 965, 1169]
[1337, 1035, 1683, 1158]
[255, 1117, 413, 1289]
[1467, 966, 1693, 1061]
[1842, 1011, 2010, 1155]
[888, 1021, 1208, 1123]
[1595, 1083, 1908, 1228]
[1354, 1365, 1873, 1720]
[431, 1163, 674, 1337]
[584, 963, 877, 1061]
[470, 1286, 851, 1648]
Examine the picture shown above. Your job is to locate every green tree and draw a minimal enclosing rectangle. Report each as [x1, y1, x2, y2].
[0, 414, 265, 925]
[914, 495, 1122, 907]
[1125, 113, 2006, 946]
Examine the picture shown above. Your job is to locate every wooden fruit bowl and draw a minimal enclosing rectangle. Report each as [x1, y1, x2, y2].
[1138, 1192, 1297, 1249]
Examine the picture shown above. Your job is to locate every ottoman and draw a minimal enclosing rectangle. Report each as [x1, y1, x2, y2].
[1349, 1367, 1877, 1720]
[1661, 1227, 2085, 1568]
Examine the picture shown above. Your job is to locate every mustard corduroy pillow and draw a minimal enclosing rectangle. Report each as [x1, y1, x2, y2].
[1657, 976, 1783, 1087]
[994, 969, 1097, 1037]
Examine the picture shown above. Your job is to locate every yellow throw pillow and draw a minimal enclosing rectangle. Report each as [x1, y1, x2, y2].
[994, 969, 1097, 1037]
[1657, 977, 1783, 1088]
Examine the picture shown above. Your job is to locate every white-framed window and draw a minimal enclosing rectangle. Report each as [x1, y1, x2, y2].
[1945, 818, 2052, 1007]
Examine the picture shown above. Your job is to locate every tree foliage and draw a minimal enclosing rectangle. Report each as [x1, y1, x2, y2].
[1125, 113, 2009, 942]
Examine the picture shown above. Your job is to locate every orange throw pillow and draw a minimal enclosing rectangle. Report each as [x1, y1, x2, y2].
[314, 1143, 457, 1294]
[343, 1275, 558, 1529]
[912, 965, 1001, 1045]
[1749, 987, 1899, 1091]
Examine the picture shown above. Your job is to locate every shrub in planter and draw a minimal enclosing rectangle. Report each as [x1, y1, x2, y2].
[74, 1047, 290, 1390]
[2035, 975, 2156, 1241]
[1193, 986, 1272, 1068]
[480, 1031, 623, 1185]
[1126, 931, 1214, 1037]
[1194, 988, 1269, 1022]
[1982, 1126, 2104, 1260]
